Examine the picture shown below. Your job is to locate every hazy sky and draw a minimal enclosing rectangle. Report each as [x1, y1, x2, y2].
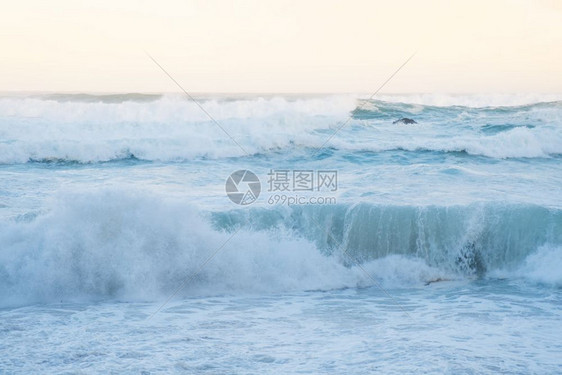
[1, 0, 561, 93]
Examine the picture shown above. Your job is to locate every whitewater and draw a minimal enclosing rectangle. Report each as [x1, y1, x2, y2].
[1, 93, 561, 374]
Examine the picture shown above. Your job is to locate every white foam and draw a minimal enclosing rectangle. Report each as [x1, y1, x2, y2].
[407, 126, 562, 158]
[0, 95, 355, 163]
[326, 123, 559, 159]
[515, 245, 562, 286]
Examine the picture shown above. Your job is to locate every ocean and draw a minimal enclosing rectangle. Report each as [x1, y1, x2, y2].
[1, 93, 561, 373]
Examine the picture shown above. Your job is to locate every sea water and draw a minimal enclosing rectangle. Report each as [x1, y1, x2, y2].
[1, 93, 561, 373]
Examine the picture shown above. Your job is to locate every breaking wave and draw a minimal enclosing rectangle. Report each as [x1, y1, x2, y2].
[1, 189, 561, 307]
[1, 94, 562, 163]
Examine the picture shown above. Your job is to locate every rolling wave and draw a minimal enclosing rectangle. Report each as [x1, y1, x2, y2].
[1, 189, 561, 307]
[1, 93, 561, 163]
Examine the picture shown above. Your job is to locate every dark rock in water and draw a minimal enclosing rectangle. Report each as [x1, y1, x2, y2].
[393, 118, 417, 125]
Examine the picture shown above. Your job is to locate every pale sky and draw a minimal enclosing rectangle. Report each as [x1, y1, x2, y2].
[1, 0, 561, 93]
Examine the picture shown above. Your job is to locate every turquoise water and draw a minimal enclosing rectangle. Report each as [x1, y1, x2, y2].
[1, 93, 561, 373]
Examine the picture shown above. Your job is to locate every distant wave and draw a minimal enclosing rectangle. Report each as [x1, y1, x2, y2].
[335, 127, 562, 159]
[0, 94, 561, 164]
[38, 93, 164, 103]
[371, 93, 562, 108]
[2, 125, 561, 163]
[1, 189, 561, 307]
[0, 94, 354, 163]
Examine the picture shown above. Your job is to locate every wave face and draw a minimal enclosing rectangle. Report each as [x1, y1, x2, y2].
[214, 203, 562, 274]
[1, 190, 561, 307]
[1, 93, 562, 163]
